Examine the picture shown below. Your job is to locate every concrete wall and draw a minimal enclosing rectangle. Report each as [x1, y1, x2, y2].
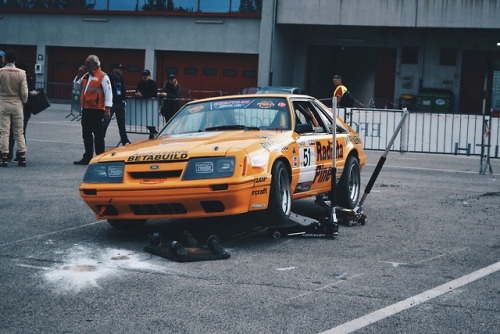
[1, 12, 261, 79]
[277, 0, 500, 29]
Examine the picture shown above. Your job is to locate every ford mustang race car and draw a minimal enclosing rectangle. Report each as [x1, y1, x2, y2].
[79, 94, 366, 228]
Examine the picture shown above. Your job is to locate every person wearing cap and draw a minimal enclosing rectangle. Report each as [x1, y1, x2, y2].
[332, 74, 354, 107]
[135, 69, 157, 98]
[0, 50, 28, 167]
[72, 54, 113, 165]
[102, 63, 131, 146]
[158, 73, 181, 122]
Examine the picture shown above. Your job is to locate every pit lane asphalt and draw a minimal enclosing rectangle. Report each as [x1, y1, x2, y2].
[0, 104, 499, 334]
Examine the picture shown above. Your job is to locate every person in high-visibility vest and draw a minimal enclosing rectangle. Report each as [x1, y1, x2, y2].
[332, 74, 354, 107]
[73, 54, 112, 165]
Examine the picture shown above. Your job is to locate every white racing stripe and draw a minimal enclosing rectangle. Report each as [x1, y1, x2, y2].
[321, 261, 500, 334]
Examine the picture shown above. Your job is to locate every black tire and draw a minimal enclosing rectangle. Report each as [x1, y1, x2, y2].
[257, 160, 292, 226]
[107, 219, 146, 230]
[337, 156, 361, 209]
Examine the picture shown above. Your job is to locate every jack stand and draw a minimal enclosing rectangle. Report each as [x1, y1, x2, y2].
[267, 213, 339, 240]
[144, 230, 230, 262]
[315, 196, 367, 227]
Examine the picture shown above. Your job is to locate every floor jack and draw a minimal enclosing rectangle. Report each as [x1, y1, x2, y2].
[268, 107, 410, 240]
[145, 230, 230, 262]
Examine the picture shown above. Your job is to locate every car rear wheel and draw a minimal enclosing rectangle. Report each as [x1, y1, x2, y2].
[107, 219, 147, 229]
[337, 156, 361, 209]
[258, 161, 291, 226]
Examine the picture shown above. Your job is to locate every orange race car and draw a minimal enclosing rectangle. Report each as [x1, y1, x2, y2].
[79, 94, 366, 229]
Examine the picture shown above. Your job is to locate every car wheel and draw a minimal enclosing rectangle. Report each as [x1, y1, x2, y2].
[258, 161, 292, 226]
[107, 219, 146, 229]
[337, 156, 361, 209]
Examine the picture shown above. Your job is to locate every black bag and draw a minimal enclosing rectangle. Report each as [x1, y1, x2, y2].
[25, 88, 51, 115]
[339, 90, 355, 108]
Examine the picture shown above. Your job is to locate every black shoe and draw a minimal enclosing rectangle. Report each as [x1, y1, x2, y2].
[73, 159, 90, 165]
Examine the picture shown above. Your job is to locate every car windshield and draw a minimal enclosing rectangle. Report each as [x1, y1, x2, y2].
[159, 97, 291, 135]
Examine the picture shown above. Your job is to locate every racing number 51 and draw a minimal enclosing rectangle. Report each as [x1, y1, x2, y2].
[302, 147, 312, 167]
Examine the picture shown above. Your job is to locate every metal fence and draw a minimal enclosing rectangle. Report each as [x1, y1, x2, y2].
[340, 108, 499, 158]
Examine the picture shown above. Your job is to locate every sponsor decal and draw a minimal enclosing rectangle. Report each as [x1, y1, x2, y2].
[127, 150, 188, 162]
[348, 135, 362, 145]
[313, 164, 331, 183]
[300, 147, 316, 167]
[195, 161, 214, 173]
[278, 102, 287, 108]
[260, 141, 289, 152]
[436, 99, 445, 106]
[308, 139, 315, 146]
[292, 147, 296, 154]
[188, 105, 204, 113]
[108, 166, 123, 178]
[257, 101, 275, 109]
[316, 140, 344, 162]
[251, 188, 268, 196]
[251, 203, 266, 209]
[255, 176, 267, 183]
[294, 181, 312, 193]
[212, 100, 253, 109]
[250, 154, 268, 168]
[150, 165, 160, 170]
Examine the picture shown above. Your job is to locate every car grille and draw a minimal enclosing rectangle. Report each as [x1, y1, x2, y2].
[128, 170, 182, 179]
[129, 203, 187, 215]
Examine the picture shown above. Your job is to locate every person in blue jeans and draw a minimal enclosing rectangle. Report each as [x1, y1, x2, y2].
[102, 63, 131, 146]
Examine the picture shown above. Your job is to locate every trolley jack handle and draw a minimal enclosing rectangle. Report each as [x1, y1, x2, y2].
[356, 108, 409, 211]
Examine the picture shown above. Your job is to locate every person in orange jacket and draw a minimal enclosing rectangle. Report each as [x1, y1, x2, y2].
[73, 54, 113, 165]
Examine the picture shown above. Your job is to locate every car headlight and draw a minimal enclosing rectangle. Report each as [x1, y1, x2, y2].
[182, 157, 235, 180]
[83, 162, 125, 183]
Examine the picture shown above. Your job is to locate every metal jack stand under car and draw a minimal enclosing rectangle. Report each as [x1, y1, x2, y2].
[145, 230, 230, 262]
[268, 103, 410, 240]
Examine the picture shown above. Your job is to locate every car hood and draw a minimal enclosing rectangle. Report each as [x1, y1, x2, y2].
[96, 130, 289, 163]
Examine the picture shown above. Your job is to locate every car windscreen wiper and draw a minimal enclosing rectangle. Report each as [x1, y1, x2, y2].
[205, 125, 260, 131]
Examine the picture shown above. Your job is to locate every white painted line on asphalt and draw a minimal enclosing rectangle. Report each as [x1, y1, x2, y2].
[320, 260, 500, 334]
[0, 221, 104, 247]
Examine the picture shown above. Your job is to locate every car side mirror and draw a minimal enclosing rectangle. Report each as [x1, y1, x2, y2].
[295, 123, 314, 134]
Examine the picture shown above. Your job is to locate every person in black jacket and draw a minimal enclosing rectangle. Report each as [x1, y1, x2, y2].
[102, 63, 131, 145]
[158, 73, 181, 122]
[134, 69, 157, 98]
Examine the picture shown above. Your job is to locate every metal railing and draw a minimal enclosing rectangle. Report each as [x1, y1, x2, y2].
[340, 107, 499, 158]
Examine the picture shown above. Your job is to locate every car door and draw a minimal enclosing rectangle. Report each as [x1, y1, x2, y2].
[291, 99, 341, 195]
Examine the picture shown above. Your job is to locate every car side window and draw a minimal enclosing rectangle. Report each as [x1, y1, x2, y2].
[292, 101, 326, 133]
[312, 100, 348, 134]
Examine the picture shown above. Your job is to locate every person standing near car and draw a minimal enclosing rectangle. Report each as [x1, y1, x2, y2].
[135, 69, 157, 98]
[73, 54, 112, 165]
[0, 50, 28, 167]
[102, 63, 131, 146]
[158, 73, 181, 122]
[332, 74, 354, 108]
[8, 63, 37, 162]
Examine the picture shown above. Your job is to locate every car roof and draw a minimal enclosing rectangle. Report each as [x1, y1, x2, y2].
[256, 86, 307, 94]
[183, 93, 312, 105]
